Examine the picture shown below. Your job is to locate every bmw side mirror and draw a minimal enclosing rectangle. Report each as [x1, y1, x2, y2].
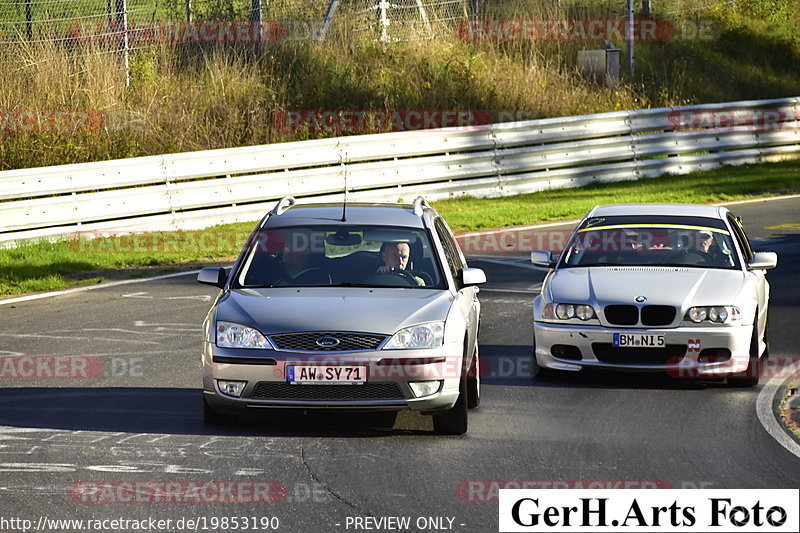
[747, 252, 777, 270]
[197, 267, 227, 288]
[531, 250, 555, 269]
[459, 267, 486, 286]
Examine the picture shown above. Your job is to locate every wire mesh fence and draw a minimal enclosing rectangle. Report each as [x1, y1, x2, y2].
[0, 0, 155, 46]
[0, 0, 476, 47]
[0, 0, 758, 50]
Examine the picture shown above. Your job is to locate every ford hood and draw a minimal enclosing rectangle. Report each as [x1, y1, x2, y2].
[215, 287, 454, 335]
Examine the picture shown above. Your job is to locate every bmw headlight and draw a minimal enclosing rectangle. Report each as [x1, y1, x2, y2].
[384, 322, 444, 350]
[216, 321, 273, 349]
[542, 303, 596, 321]
[685, 306, 741, 324]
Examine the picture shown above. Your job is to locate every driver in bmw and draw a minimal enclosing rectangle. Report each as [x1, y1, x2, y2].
[377, 242, 425, 285]
[691, 229, 720, 264]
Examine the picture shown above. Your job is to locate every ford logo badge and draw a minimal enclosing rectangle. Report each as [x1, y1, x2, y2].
[316, 336, 340, 347]
[635, 295, 647, 303]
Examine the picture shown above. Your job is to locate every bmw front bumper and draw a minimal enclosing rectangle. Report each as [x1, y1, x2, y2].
[533, 321, 754, 376]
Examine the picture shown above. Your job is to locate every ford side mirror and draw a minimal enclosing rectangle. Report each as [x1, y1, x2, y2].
[197, 267, 227, 288]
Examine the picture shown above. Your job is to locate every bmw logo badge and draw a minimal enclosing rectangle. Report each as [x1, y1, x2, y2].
[635, 296, 647, 303]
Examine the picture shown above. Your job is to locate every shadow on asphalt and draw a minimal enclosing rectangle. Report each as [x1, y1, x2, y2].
[0, 387, 434, 437]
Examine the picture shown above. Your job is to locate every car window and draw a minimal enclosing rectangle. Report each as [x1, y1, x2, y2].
[233, 224, 446, 289]
[434, 218, 462, 280]
[727, 214, 754, 263]
[559, 215, 740, 270]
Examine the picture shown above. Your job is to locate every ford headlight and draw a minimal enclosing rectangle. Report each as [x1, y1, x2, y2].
[384, 322, 444, 350]
[216, 321, 273, 349]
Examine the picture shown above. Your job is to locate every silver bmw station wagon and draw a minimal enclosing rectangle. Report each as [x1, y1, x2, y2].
[531, 203, 777, 386]
[197, 197, 485, 434]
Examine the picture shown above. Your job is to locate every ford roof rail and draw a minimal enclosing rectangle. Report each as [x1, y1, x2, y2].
[270, 196, 296, 216]
[413, 196, 429, 216]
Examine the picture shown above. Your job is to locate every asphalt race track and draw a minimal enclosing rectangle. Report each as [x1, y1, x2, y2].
[1, 197, 799, 532]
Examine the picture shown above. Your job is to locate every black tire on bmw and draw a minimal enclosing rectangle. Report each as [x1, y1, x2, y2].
[433, 376, 468, 435]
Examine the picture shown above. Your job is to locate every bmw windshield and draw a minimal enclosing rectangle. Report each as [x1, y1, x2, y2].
[559, 215, 741, 270]
[233, 225, 446, 289]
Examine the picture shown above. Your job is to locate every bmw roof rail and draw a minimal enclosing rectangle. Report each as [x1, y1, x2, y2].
[270, 196, 296, 216]
[412, 196, 430, 216]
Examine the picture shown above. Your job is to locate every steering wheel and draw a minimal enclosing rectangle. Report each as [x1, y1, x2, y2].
[387, 270, 422, 286]
[367, 270, 420, 287]
[411, 270, 433, 286]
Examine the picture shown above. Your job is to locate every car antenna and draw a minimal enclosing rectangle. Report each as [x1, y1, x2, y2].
[341, 151, 348, 222]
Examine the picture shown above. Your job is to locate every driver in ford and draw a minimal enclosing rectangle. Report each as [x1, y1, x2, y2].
[377, 242, 425, 286]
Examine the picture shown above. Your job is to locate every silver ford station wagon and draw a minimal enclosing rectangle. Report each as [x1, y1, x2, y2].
[197, 197, 485, 434]
[531, 203, 777, 386]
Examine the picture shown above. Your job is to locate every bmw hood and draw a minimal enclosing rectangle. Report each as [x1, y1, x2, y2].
[547, 267, 747, 308]
[215, 288, 454, 335]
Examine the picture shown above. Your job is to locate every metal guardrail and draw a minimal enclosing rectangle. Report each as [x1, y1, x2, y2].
[1, 97, 798, 244]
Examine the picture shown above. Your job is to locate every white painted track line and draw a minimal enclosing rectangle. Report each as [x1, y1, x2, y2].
[0, 270, 201, 307]
[756, 371, 800, 459]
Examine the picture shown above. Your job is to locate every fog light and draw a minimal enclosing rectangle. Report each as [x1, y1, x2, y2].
[217, 380, 247, 397]
[698, 349, 731, 364]
[409, 380, 441, 398]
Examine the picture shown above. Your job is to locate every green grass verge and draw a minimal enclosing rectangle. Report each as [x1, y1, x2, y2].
[2, 158, 799, 296]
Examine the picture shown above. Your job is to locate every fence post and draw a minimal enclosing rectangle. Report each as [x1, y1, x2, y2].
[25, 0, 32, 40]
[469, 0, 480, 20]
[316, 0, 341, 41]
[626, 0, 634, 77]
[251, 0, 263, 54]
[378, 0, 390, 42]
[115, 0, 130, 86]
[186, 0, 192, 22]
